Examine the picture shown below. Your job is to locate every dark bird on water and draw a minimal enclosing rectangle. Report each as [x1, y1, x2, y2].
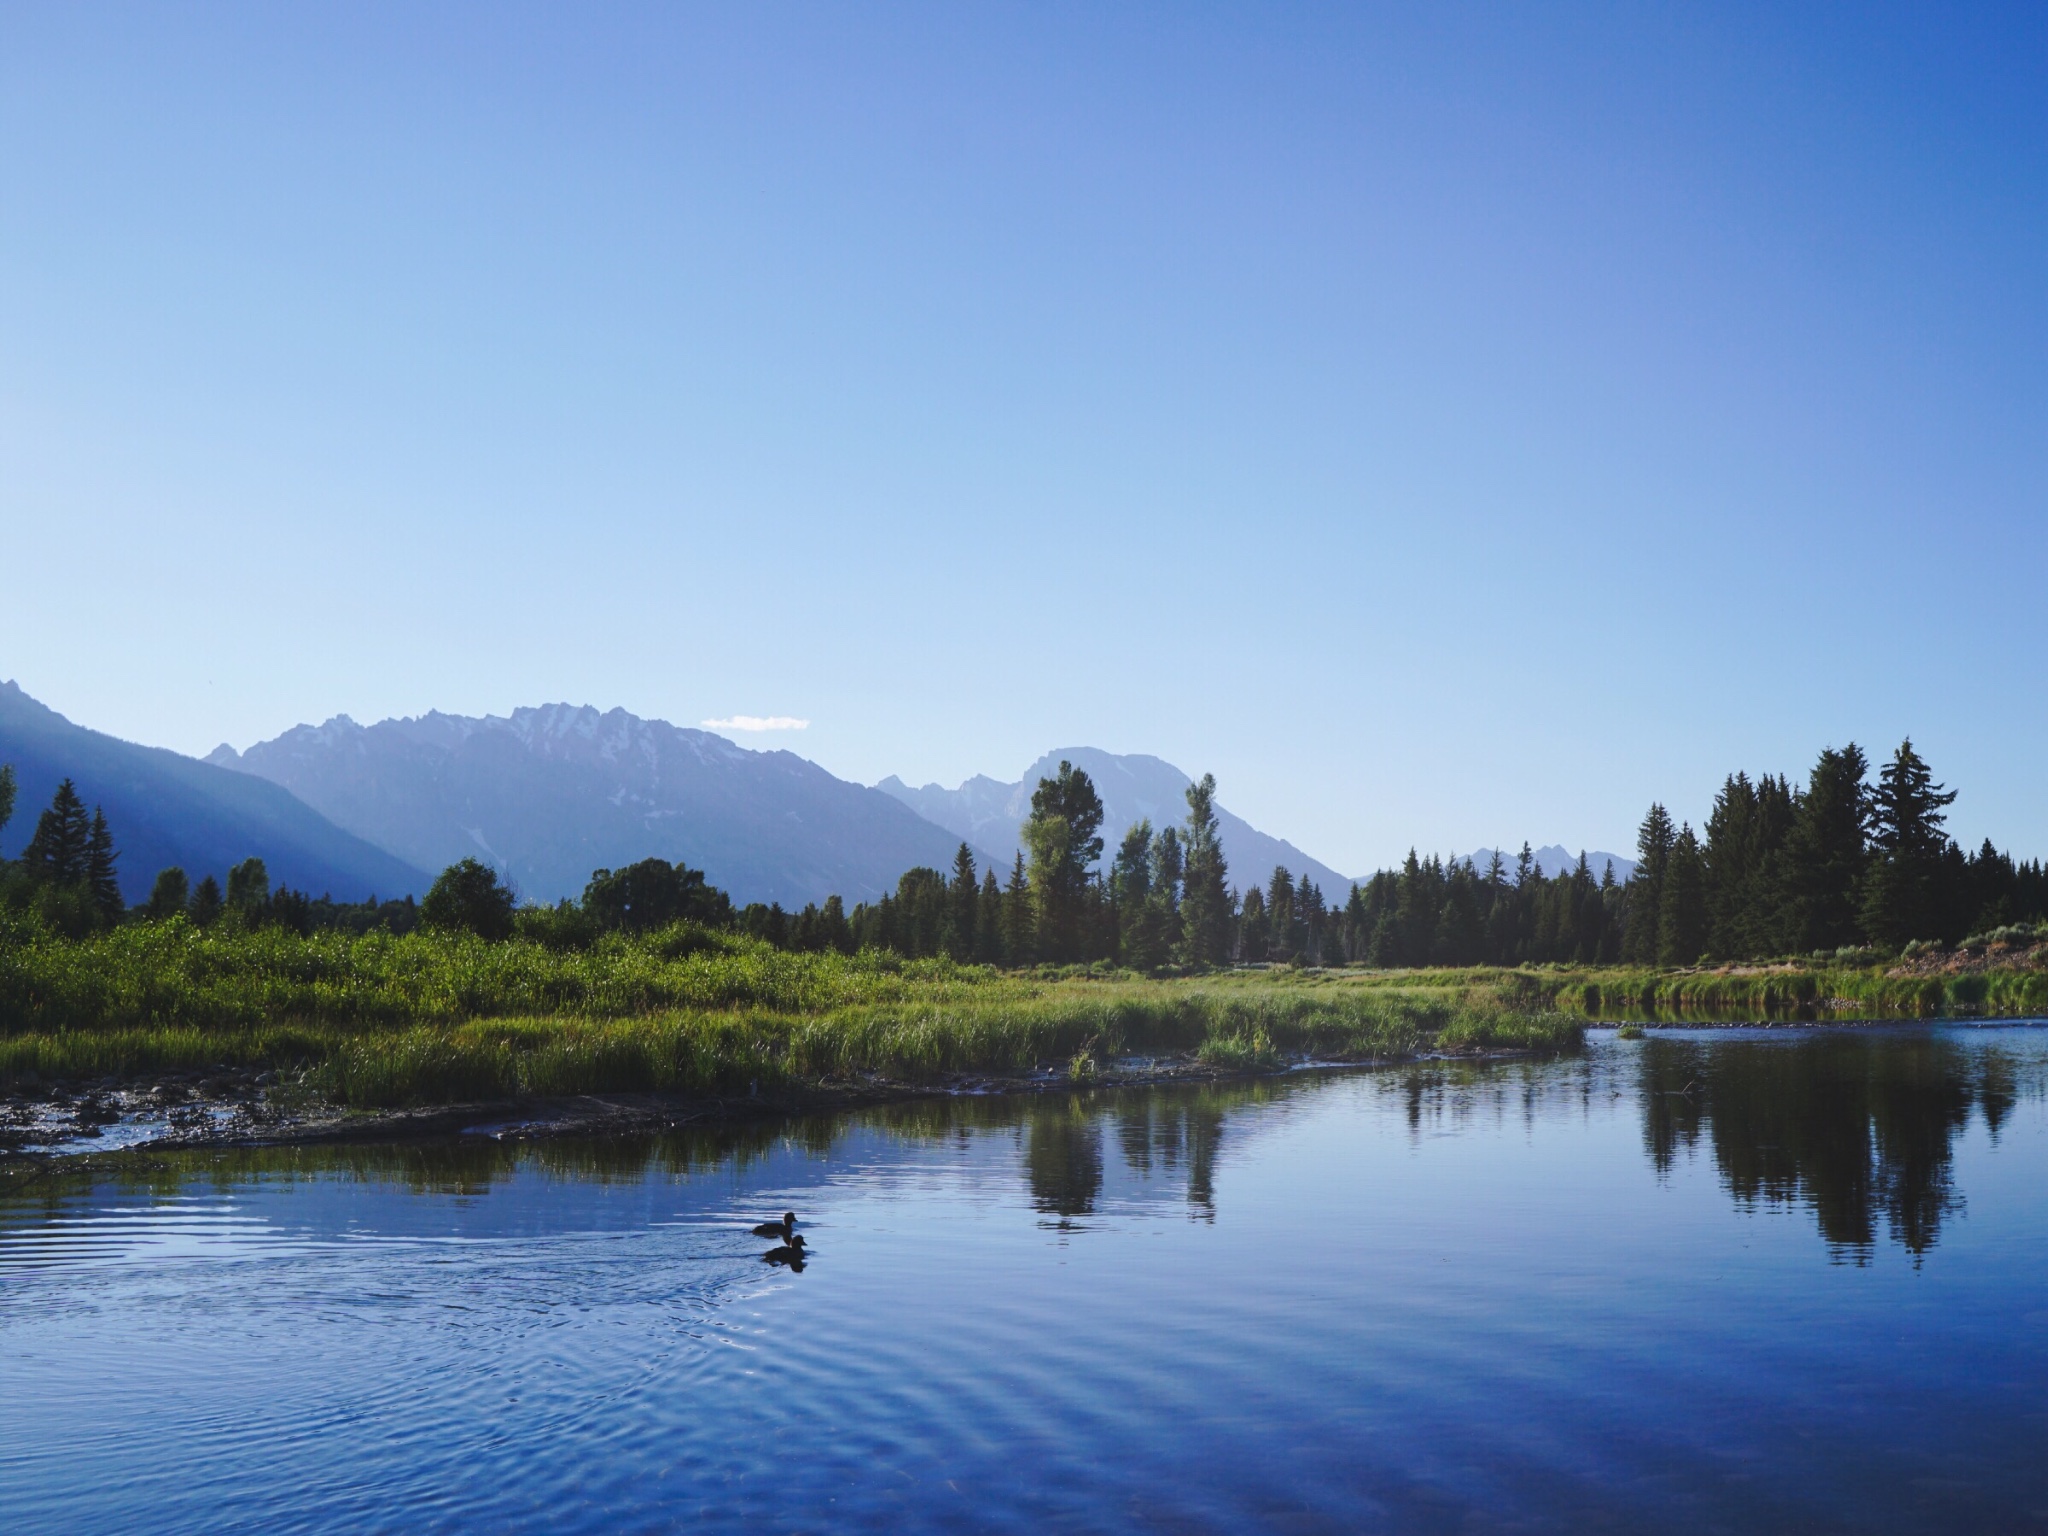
[763, 1234, 807, 1268]
[752, 1211, 797, 1239]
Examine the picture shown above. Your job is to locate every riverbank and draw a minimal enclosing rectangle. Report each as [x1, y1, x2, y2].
[0, 924, 1577, 1150]
[11, 919, 2040, 1156]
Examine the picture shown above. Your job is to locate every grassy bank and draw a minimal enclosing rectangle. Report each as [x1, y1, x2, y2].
[1327, 959, 2048, 1023]
[0, 917, 1577, 1106]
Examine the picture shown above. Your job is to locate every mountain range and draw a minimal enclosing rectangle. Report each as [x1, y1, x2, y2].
[877, 748, 1354, 895]
[0, 681, 1631, 912]
[0, 681, 426, 903]
[207, 705, 975, 908]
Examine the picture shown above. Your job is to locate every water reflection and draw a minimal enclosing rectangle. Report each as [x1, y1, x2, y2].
[1021, 1087, 1234, 1225]
[6, 1030, 2047, 1535]
[4, 1032, 2041, 1267]
[1638, 1032, 2026, 1260]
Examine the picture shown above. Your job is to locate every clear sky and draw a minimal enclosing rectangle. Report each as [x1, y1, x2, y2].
[2, 3, 2041, 875]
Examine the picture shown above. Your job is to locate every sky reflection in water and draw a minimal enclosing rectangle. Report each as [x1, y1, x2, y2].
[2, 1026, 2044, 1534]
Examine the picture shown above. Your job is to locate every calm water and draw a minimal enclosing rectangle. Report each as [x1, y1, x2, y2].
[4, 1026, 2046, 1534]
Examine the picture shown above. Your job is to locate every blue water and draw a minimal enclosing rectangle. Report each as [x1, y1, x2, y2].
[3, 1026, 2045, 1534]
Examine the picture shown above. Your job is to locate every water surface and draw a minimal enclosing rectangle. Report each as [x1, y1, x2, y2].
[4, 1026, 2046, 1533]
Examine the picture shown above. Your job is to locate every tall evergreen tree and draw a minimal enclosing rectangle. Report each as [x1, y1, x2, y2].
[189, 874, 224, 928]
[1702, 772, 1796, 959]
[22, 778, 92, 886]
[0, 763, 14, 840]
[1781, 744, 1870, 953]
[85, 808, 122, 926]
[1177, 773, 1232, 968]
[1266, 866, 1299, 962]
[1149, 825, 1184, 960]
[1657, 824, 1708, 966]
[1236, 884, 1269, 963]
[1002, 850, 1034, 966]
[820, 893, 852, 954]
[946, 843, 979, 962]
[1622, 804, 1676, 963]
[976, 870, 1003, 962]
[1861, 738, 1958, 950]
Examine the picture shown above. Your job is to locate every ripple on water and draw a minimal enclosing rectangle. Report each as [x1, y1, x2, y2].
[1, 1035, 2045, 1535]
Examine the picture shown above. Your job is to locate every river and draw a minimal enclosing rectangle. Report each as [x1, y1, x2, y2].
[3, 1025, 2044, 1533]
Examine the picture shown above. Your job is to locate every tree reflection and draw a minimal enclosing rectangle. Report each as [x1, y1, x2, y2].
[1021, 1084, 1245, 1225]
[1108, 1088, 1229, 1220]
[1638, 1034, 2022, 1260]
[1024, 1096, 1104, 1225]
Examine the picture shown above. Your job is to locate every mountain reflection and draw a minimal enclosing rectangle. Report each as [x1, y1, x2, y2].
[1638, 1034, 2023, 1260]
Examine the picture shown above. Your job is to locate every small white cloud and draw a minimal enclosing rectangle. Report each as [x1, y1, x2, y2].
[702, 715, 810, 732]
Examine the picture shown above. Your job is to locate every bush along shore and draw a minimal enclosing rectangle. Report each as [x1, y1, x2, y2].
[0, 917, 1580, 1149]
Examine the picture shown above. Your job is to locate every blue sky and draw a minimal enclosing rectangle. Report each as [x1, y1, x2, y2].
[2, 3, 2041, 874]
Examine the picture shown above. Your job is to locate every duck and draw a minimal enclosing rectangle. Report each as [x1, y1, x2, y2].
[762, 1234, 807, 1267]
[751, 1210, 797, 1239]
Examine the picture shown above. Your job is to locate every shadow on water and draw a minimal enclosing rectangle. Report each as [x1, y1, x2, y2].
[1637, 1032, 2029, 1261]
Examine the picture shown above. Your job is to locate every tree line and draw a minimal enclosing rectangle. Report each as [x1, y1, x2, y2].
[5, 738, 2042, 968]
[1618, 739, 2043, 965]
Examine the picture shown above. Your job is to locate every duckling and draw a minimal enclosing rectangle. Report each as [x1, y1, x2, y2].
[762, 1233, 807, 1267]
[751, 1210, 797, 1239]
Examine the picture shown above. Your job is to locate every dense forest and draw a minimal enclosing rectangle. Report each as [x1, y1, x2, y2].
[3, 738, 2043, 971]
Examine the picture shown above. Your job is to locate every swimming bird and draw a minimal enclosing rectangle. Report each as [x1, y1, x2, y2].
[752, 1211, 797, 1239]
[762, 1234, 807, 1267]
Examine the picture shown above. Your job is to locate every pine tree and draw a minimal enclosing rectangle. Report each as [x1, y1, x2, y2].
[1394, 849, 1433, 964]
[1149, 825, 1184, 959]
[1176, 773, 1232, 968]
[85, 808, 122, 926]
[1657, 825, 1708, 966]
[189, 875, 224, 927]
[1781, 744, 1870, 953]
[1622, 804, 1676, 963]
[821, 893, 852, 954]
[1860, 738, 1958, 950]
[22, 778, 92, 886]
[0, 763, 14, 839]
[1002, 851, 1034, 966]
[1266, 866, 1298, 962]
[946, 843, 979, 961]
[1237, 884, 1269, 963]
[975, 871, 1002, 962]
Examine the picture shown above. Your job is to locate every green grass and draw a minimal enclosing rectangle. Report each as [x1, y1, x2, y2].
[0, 915, 1580, 1106]
[1302, 959, 2048, 1023]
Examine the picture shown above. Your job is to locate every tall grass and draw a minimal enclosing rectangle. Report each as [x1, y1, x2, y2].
[1529, 965, 2048, 1022]
[0, 915, 1580, 1104]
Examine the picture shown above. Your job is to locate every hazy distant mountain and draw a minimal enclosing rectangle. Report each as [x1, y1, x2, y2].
[1456, 845, 1637, 883]
[0, 681, 428, 903]
[877, 748, 1354, 895]
[212, 705, 981, 907]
